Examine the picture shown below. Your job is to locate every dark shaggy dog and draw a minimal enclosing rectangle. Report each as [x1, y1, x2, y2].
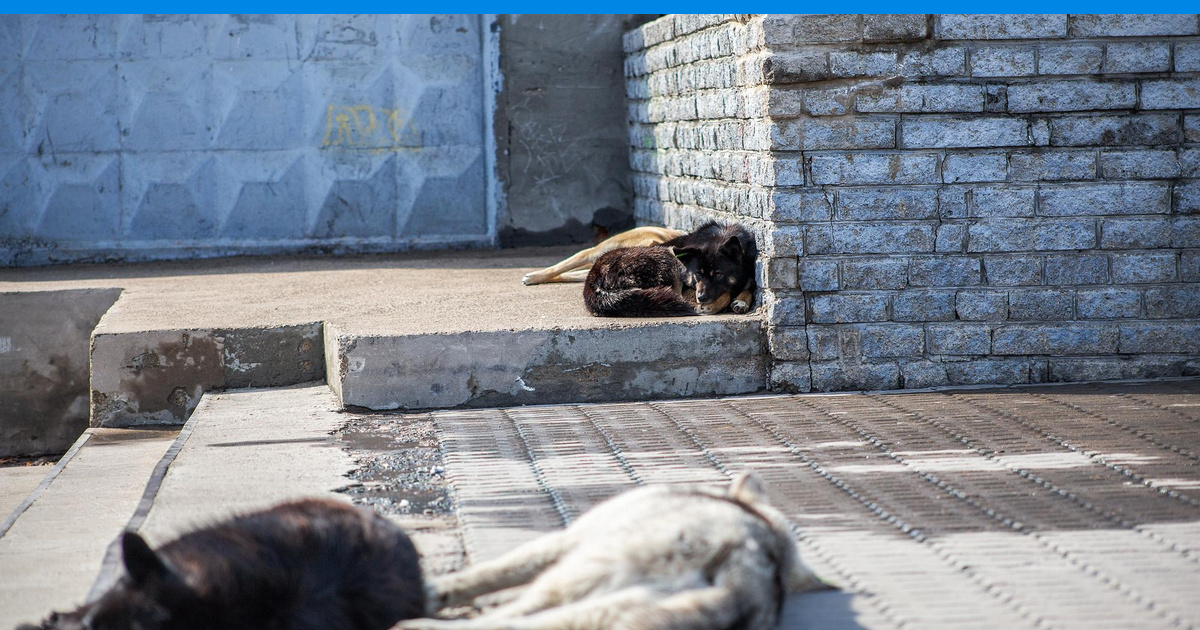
[20, 499, 424, 630]
[583, 222, 757, 317]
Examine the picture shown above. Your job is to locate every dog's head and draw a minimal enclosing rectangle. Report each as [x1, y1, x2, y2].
[23, 533, 199, 630]
[672, 232, 748, 305]
[727, 472, 836, 594]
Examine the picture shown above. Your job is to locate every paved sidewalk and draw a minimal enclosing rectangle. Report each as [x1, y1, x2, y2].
[421, 379, 1200, 630]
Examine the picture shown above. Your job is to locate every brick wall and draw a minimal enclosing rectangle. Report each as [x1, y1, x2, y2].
[625, 14, 1200, 392]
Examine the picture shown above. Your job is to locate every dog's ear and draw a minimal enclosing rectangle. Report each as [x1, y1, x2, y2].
[122, 532, 173, 587]
[728, 471, 768, 504]
[719, 234, 743, 260]
[671, 246, 701, 261]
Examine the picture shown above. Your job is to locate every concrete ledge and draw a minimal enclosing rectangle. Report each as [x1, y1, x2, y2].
[328, 318, 767, 411]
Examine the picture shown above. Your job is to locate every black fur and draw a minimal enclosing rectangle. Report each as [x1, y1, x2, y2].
[21, 499, 424, 630]
[582, 222, 757, 318]
[583, 246, 696, 317]
[665, 222, 757, 310]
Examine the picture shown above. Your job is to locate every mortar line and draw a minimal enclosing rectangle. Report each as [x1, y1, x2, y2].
[790, 395, 1190, 627]
[571, 405, 643, 487]
[868, 393, 1200, 566]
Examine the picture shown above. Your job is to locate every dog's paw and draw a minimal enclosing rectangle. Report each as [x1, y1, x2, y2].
[731, 299, 751, 314]
[522, 272, 536, 286]
[697, 302, 721, 315]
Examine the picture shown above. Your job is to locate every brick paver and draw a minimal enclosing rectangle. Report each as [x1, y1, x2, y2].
[426, 380, 1200, 630]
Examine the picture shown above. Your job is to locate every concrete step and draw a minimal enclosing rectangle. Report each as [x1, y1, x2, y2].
[0, 249, 766, 433]
[0, 426, 177, 628]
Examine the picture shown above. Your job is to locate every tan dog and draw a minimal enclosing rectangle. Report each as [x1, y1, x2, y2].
[399, 472, 830, 630]
[522, 226, 685, 286]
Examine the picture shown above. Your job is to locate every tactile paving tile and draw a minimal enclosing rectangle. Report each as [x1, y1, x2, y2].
[428, 380, 1200, 630]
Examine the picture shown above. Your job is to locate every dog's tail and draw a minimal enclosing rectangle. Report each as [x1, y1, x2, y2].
[584, 285, 697, 317]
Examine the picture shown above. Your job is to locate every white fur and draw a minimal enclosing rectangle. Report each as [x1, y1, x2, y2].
[399, 472, 827, 630]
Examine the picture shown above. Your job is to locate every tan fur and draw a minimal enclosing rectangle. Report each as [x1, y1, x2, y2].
[522, 227, 685, 286]
[399, 472, 830, 630]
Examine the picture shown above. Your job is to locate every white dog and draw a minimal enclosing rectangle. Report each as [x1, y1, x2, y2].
[399, 472, 830, 630]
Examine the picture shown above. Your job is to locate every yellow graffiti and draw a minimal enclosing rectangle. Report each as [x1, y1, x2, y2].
[323, 104, 420, 150]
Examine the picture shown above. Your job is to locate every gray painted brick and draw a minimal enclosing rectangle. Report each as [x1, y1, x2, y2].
[809, 293, 890, 323]
[938, 15, 1067, 40]
[970, 185, 1037, 217]
[909, 256, 982, 287]
[763, 14, 860, 45]
[771, 190, 833, 222]
[984, 84, 1008, 113]
[1039, 183, 1170, 216]
[805, 326, 840, 361]
[1099, 150, 1181, 180]
[943, 153, 1007, 183]
[768, 325, 810, 361]
[1008, 289, 1074, 320]
[893, 289, 956, 322]
[1037, 44, 1103, 75]
[900, 48, 967, 76]
[1044, 253, 1109, 285]
[1077, 288, 1142, 319]
[993, 323, 1119, 355]
[1142, 79, 1200, 111]
[858, 84, 985, 114]
[797, 259, 839, 291]
[1111, 252, 1177, 283]
[801, 88, 847, 116]
[805, 225, 835, 255]
[935, 223, 967, 252]
[859, 324, 926, 358]
[1187, 115, 1200, 144]
[900, 360, 950, 388]
[938, 188, 969, 218]
[810, 361, 901, 392]
[1008, 151, 1096, 181]
[841, 258, 910, 290]
[1049, 114, 1180, 147]
[970, 46, 1035, 77]
[1177, 181, 1200, 214]
[1119, 322, 1200, 354]
[1176, 217, 1200, 248]
[770, 294, 807, 326]
[773, 119, 896, 151]
[762, 225, 804, 257]
[1144, 286, 1200, 319]
[967, 218, 1096, 252]
[901, 117, 1028, 148]
[1183, 150, 1200, 178]
[945, 359, 1043, 385]
[764, 51, 832, 84]
[836, 188, 939, 220]
[1049, 357, 1190, 382]
[1008, 80, 1137, 113]
[1178, 42, 1200, 72]
[956, 290, 1009, 320]
[1101, 217, 1173, 249]
[832, 223, 936, 254]
[985, 255, 1043, 285]
[829, 51, 899, 78]
[765, 257, 798, 289]
[1104, 42, 1172, 74]
[927, 323, 992, 354]
[810, 153, 939, 185]
[1069, 14, 1199, 37]
[1181, 252, 1200, 281]
[768, 361, 812, 393]
[863, 15, 928, 42]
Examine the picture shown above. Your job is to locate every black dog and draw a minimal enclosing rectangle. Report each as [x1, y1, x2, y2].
[21, 499, 424, 630]
[583, 222, 756, 317]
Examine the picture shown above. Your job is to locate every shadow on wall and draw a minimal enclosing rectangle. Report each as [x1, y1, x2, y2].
[0, 288, 122, 457]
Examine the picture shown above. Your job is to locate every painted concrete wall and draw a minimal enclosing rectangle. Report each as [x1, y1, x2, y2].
[495, 14, 657, 246]
[0, 15, 494, 266]
[627, 14, 1200, 392]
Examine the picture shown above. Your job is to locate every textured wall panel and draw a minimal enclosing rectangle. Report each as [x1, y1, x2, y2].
[0, 14, 492, 266]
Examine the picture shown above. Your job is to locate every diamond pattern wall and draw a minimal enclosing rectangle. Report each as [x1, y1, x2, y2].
[0, 14, 490, 266]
